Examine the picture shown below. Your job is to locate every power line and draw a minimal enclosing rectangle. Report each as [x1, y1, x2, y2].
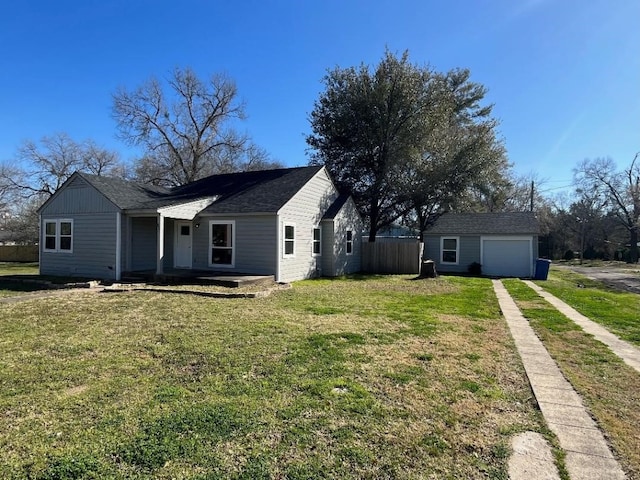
[538, 184, 574, 193]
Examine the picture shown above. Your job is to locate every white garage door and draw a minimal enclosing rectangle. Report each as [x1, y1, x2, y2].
[482, 237, 532, 277]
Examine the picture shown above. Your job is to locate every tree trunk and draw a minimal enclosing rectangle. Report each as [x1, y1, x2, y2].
[629, 226, 639, 263]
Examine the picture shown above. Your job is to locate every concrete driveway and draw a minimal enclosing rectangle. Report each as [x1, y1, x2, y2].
[559, 264, 640, 294]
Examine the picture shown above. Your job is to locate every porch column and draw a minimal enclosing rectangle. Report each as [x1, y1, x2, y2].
[115, 212, 122, 281]
[157, 213, 165, 275]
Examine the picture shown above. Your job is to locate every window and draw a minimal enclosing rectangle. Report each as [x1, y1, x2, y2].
[441, 237, 459, 264]
[210, 221, 234, 266]
[312, 227, 321, 256]
[43, 219, 73, 253]
[346, 230, 353, 255]
[283, 224, 295, 257]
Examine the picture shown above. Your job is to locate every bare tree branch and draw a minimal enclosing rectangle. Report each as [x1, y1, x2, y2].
[113, 67, 252, 186]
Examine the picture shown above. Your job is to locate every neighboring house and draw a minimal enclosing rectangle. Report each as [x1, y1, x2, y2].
[37, 166, 362, 283]
[363, 224, 420, 243]
[423, 212, 539, 277]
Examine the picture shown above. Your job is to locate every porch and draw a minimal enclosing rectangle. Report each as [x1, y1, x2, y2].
[121, 268, 276, 288]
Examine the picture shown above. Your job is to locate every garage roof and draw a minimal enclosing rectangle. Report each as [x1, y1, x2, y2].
[424, 212, 539, 235]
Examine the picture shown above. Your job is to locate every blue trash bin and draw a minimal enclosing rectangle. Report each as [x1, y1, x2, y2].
[534, 258, 551, 280]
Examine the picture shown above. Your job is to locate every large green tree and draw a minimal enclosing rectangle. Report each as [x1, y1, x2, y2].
[403, 69, 509, 237]
[307, 50, 508, 240]
[307, 50, 437, 241]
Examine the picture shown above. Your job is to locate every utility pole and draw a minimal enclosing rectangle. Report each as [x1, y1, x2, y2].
[530, 181, 534, 212]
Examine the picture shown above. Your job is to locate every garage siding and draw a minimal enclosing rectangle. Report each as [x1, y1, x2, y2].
[424, 235, 480, 274]
[425, 234, 537, 277]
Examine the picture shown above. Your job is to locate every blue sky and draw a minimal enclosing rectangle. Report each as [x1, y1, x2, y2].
[1, 0, 638, 193]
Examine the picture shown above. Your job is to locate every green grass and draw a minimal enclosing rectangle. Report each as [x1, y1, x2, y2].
[0, 262, 39, 275]
[535, 268, 640, 346]
[503, 278, 640, 479]
[0, 275, 547, 479]
[0, 263, 42, 297]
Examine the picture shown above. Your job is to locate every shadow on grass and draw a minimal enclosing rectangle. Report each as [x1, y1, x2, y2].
[0, 280, 47, 295]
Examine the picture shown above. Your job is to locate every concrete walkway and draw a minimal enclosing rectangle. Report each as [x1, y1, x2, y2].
[493, 280, 627, 480]
[523, 280, 640, 374]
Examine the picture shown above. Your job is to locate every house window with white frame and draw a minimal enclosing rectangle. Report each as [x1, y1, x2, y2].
[210, 221, 235, 266]
[346, 230, 353, 255]
[441, 236, 459, 264]
[312, 227, 321, 256]
[43, 219, 73, 253]
[284, 223, 295, 257]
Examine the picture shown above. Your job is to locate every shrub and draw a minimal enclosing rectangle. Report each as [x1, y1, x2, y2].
[468, 262, 482, 276]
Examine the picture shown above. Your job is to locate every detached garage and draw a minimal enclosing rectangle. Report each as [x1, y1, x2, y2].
[423, 212, 539, 278]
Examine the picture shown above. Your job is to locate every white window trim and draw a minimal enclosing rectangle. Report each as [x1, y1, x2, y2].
[43, 219, 74, 253]
[283, 223, 296, 258]
[441, 236, 459, 265]
[209, 220, 235, 268]
[346, 229, 354, 256]
[312, 226, 322, 257]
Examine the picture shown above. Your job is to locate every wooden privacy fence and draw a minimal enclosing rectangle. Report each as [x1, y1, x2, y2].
[362, 241, 423, 274]
[0, 245, 39, 262]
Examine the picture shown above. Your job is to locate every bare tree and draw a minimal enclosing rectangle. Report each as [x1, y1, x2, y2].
[0, 133, 124, 245]
[113, 67, 252, 186]
[0, 133, 124, 198]
[574, 154, 640, 263]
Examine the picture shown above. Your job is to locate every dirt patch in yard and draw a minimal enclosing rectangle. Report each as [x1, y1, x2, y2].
[559, 264, 640, 294]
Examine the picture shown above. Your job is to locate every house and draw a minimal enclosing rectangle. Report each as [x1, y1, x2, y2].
[423, 212, 539, 277]
[37, 166, 362, 283]
[363, 224, 420, 243]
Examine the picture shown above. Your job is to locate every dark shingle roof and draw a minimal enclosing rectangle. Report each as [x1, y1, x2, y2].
[424, 212, 539, 235]
[78, 166, 325, 213]
[78, 173, 172, 210]
[193, 166, 324, 214]
[322, 194, 352, 220]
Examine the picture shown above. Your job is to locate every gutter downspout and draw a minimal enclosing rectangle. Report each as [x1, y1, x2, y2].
[38, 213, 42, 275]
[275, 213, 281, 283]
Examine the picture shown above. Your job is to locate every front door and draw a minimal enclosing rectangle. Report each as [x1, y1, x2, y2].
[174, 221, 192, 268]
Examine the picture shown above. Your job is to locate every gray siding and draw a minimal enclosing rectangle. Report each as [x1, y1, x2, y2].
[328, 198, 362, 276]
[321, 221, 336, 277]
[163, 219, 175, 270]
[425, 234, 538, 275]
[191, 215, 278, 275]
[278, 169, 339, 282]
[424, 235, 480, 274]
[40, 176, 122, 279]
[40, 213, 118, 279]
[130, 217, 157, 271]
[40, 176, 119, 215]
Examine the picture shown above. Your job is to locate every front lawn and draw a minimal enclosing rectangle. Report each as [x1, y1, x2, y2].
[537, 268, 640, 346]
[0, 275, 548, 479]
